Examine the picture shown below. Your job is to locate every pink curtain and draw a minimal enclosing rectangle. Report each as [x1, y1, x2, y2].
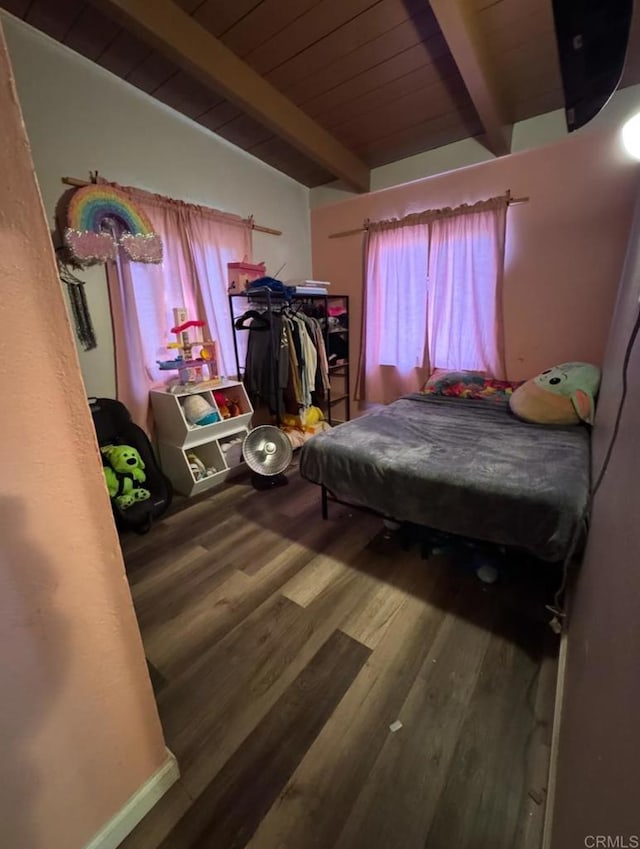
[356, 222, 430, 403]
[182, 211, 250, 378]
[357, 197, 507, 403]
[428, 203, 506, 378]
[105, 184, 251, 431]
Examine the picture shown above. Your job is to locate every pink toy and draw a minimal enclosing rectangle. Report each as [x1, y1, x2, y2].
[157, 308, 219, 386]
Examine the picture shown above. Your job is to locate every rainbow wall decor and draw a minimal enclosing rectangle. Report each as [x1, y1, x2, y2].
[65, 184, 163, 265]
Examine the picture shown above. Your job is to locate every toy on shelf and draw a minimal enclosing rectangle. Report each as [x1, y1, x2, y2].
[157, 307, 220, 389]
[220, 435, 244, 466]
[182, 395, 220, 427]
[213, 391, 241, 419]
[186, 452, 218, 481]
[101, 444, 150, 510]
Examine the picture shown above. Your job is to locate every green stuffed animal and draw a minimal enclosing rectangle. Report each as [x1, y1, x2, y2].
[101, 444, 150, 510]
[510, 362, 601, 425]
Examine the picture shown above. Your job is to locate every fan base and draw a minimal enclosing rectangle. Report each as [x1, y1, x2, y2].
[251, 472, 289, 491]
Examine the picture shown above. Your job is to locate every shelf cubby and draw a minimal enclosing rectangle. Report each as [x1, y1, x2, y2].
[150, 379, 253, 496]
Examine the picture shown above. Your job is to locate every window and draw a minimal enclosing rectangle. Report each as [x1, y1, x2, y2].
[359, 202, 507, 403]
[106, 185, 251, 429]
[365, 222, 429, 373]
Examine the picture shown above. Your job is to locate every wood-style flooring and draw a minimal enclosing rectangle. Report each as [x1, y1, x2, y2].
[119, 468, 558, 849]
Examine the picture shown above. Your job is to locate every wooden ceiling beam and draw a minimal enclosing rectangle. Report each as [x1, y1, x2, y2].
[429, 0, 512, 157]
[89, 0, 370, 192]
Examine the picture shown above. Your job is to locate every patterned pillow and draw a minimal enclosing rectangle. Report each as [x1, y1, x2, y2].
[421, 371, 523, 402]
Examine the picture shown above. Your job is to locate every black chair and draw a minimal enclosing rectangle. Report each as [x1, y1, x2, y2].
[89, 397, 173, 534]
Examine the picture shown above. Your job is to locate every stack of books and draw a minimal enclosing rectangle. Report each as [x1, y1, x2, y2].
[286, 279, 331, 295]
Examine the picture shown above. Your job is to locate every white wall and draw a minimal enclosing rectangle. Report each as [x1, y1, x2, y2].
[310, 87, 640, 208]
[1, 13, 312, 397]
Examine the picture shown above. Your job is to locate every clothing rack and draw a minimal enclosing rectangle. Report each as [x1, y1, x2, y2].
[229, 289, 341, 425]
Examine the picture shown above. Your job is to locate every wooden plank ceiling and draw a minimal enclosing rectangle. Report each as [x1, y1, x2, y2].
[1, 0, 631, 188]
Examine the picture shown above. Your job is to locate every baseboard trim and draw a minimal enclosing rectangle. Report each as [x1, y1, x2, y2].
[542, 628, 568, 849]
[84, 748, 179, 849]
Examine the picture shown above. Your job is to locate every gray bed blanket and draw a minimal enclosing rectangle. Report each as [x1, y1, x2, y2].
[299, 394, 591, 561]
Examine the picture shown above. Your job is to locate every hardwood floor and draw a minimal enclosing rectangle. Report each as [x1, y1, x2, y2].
[119, 469, 558, 849]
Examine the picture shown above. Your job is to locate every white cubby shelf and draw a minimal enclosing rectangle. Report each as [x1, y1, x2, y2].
[150, 379, 253, 496]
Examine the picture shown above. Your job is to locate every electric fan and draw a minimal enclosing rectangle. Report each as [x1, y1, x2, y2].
[242, 425, 293, 490]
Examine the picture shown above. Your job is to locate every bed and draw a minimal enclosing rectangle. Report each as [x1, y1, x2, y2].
[299, 393, 591, 562]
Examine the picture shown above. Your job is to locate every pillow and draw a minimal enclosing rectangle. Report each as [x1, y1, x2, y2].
[509, 362, 601, 425]
[421, 371, 523, 402]
[423, 368, 484, 389]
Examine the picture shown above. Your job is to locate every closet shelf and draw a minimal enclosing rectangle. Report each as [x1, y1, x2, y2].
[329, 394, 349, 405]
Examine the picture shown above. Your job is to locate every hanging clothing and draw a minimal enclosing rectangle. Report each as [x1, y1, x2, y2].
[240, 302, 330, 419]
[307, 317, 330, 393]
[243, 312, 289, 414]
[283, 318, 302, 404]
[297, 316, 317, 408]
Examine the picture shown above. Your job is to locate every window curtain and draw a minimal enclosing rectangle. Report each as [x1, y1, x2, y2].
[428, 202, 506, 378]
[104, 183, 252, 432]
[356, 221, 430, 403]
[357, 197, 507, 404]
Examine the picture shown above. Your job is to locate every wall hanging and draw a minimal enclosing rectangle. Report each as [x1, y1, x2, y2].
[57, 254, 97, 351]
[64, 184, 163, 265]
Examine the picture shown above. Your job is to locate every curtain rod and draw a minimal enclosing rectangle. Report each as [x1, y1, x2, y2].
[327, 193, 530, 239]
[61, 176, 282, 236]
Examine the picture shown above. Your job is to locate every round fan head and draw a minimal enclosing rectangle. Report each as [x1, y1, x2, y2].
[242, 426, 293, 476]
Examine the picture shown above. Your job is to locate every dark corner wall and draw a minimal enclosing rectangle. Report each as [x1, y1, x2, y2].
[552, 174, 640, 846]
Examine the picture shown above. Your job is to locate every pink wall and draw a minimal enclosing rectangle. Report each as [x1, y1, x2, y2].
[0, 24, 167, 849]
[551, 180, 640, 845]
[312, 122, 639, 404]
